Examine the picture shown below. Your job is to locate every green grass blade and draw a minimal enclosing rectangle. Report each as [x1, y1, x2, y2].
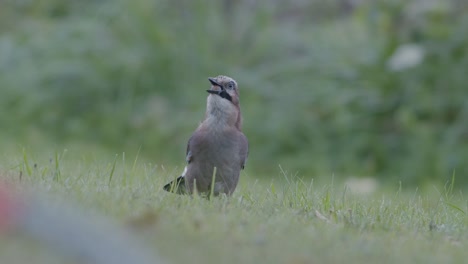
[108, 154, 119, 186]
[210, 167, 217, 198]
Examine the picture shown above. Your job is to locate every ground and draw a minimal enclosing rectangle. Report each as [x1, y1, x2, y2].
[0, 148, 466, 264]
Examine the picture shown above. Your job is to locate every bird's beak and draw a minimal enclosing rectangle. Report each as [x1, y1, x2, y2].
[206, 77, 232, 101]
[208, 77, 222, 88]
[206, 89, 220, 95]
[207, 77, 223, 95]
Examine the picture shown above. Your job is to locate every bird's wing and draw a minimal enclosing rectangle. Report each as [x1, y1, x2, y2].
[239, 132, 249, 169]
[185, 130, 204, 164]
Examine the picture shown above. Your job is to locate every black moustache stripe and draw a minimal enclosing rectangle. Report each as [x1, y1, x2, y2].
[219, 90, 232, 102]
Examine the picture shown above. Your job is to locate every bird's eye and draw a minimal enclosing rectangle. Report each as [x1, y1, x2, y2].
[227, 82, 234, 89]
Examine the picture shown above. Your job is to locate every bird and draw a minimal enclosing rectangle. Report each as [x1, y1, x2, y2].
[163, 75, 248, 196]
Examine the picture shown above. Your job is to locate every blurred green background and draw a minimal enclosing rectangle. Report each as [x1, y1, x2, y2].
[1, 0, 467, 186]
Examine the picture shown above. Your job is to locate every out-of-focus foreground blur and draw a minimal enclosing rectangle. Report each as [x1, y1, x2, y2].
[1, 0, 467, 186]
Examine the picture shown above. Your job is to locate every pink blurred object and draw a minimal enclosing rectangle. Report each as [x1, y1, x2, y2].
[0, 183, 20, 232]
[0, 182, 163, 264]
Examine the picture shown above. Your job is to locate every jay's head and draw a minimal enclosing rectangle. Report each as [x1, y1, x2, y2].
[207, 75, 239, 106]
[206, 75, 242, 128]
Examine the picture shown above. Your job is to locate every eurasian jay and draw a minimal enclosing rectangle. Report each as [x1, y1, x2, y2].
[163, 75, 248, 196]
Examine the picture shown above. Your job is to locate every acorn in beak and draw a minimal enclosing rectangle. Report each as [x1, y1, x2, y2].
[207, 77, 232, 101]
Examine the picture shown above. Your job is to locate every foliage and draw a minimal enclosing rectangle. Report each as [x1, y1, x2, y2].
[0, 0, 467, 185]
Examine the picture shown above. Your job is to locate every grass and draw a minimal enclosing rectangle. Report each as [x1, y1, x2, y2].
[0, 147, 467, 264]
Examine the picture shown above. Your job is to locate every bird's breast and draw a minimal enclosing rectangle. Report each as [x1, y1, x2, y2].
[193, 128, 241, 165]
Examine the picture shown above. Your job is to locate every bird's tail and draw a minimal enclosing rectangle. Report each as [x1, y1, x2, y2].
[163, 176, 187, 194]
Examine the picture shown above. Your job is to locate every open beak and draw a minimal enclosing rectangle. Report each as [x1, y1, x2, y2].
[206, 77, 232, 101]
[207, 77, 223, 95]
[208, 77, 222, 88]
